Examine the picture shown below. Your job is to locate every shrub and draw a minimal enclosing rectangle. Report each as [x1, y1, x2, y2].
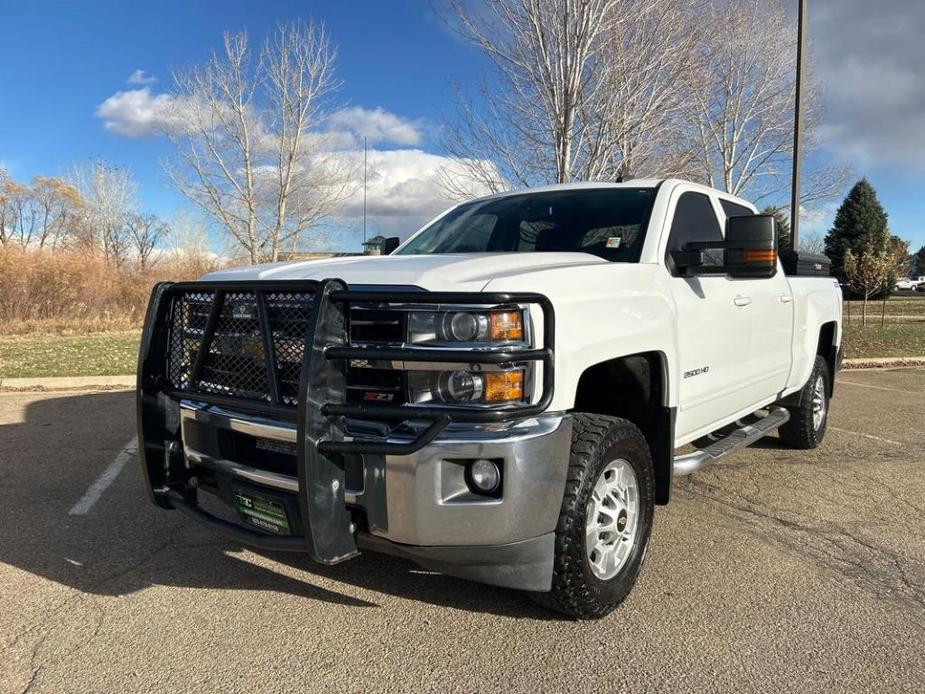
[0, 247, 221, 334]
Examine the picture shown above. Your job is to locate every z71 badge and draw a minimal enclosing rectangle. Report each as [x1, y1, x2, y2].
[683, 366, 710, 379]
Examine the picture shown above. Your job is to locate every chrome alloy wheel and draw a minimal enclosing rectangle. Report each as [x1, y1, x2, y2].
[812, 374, 827, 431]
[585, 458, 640, 580]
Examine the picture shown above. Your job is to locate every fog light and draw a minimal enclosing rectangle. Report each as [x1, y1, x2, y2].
[468, 459, 501, 494]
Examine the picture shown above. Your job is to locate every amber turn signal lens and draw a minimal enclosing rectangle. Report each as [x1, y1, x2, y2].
[489, 311, 524, 341]
[484, 370, 525, 403]
[744, 249, 777, 263]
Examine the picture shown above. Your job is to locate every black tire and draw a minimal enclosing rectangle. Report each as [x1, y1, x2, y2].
[531, 414, 655, 620]
[778, 355, 830, 449]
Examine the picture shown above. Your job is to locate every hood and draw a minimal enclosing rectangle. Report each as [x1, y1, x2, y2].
[199, 252, 608, 291]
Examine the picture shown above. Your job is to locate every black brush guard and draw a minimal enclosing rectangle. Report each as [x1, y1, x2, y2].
[136, 278, 555, 564]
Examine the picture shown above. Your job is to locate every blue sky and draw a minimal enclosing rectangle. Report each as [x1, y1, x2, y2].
[1, 0, 923, 252]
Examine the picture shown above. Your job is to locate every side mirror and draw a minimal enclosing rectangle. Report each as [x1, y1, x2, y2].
[724, 215, 777, 278]
[670, 215, 777, 279]
[383, 237, 401, 255]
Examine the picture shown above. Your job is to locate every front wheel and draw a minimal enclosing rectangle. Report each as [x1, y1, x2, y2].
[778, 355, 830, 449]
[531, 414, 655, 620]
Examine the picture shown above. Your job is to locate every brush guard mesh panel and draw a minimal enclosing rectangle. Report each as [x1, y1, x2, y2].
[165, 289, 315, 407]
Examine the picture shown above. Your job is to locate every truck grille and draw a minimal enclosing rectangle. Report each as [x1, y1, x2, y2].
[166, 289, 316, 407]
[346, 307, 406, 405]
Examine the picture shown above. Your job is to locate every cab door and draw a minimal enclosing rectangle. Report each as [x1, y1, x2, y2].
[718, 199, 794, 398]
[664, 190, 754, 441]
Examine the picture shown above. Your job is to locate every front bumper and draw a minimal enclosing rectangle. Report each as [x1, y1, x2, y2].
[176, 403, 571, 590]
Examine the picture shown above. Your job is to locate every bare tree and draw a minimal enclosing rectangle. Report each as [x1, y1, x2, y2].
[165, 210, 221, 276]
[441, 0, 621, 191]
[842, 228, 893, 327]
[440, 0, 847, 208]
[798, 231, 826, 254]
[0, 167, 13, 246]
[0, 173, 84, 249]
[30, 176, 84, 249]
[687, 0, 846, 204]
[0, 179, 37, 247]
[881, 235, 909, 326]
[68, 160, 137, 262]
[125, 213, 170, 270]
[580, 0, 702, 181]
[165, 20, 356, 263]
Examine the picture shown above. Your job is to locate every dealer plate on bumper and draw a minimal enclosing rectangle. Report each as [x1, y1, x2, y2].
[233, 490, 291, 535]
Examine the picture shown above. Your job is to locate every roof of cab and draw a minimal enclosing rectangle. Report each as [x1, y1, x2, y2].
[474, 178, 755, 211]
[481, 179, 665, 201]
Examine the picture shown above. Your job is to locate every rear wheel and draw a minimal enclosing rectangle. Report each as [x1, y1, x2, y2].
[531, 413, 654, 620]
[778, 355, 830, 449]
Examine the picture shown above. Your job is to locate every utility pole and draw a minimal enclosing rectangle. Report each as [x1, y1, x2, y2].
[363, 136, 368, 243]
[790, 0, 808, 251]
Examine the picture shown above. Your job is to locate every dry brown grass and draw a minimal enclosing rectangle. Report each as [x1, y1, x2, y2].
[0, 247, 221, 335]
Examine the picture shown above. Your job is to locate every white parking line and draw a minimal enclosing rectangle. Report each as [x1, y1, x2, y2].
[836, 379, 922, 395]
[68, 436, 138, 515]
[829, 427, 902, 447]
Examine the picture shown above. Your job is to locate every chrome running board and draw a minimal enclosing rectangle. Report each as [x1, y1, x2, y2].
[673, 406, 790, 476]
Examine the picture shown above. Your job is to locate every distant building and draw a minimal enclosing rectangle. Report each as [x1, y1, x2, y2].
[362, 235, 388, 255]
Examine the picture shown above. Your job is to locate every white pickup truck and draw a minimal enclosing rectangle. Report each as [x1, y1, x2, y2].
[895, 277, 925, 291]
[137, 179, 843, 619]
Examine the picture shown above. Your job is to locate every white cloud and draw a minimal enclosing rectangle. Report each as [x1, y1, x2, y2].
[96, 90, 424, 151]
[333, 149, 499, 239]
[126, 69, 158, 85]
[815, 0, 925, 169]
[92, 84, 498, 241]
[799, 202, 838, 236]
[95, 88, 179, 137]
[326, 107, 424, 147]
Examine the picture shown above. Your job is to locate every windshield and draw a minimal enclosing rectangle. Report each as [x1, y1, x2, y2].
[397, 188, 657, 262]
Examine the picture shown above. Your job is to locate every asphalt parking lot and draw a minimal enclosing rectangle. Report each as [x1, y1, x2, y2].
[2, 369, 924, 693]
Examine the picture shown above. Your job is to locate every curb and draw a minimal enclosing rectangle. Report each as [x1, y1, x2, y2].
[842, 357, 925, 370]
[0, 375, 136, 391]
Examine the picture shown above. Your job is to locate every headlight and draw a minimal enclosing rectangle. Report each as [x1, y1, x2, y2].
[407, 309, 524, 344]
[408, 369, 526, 405]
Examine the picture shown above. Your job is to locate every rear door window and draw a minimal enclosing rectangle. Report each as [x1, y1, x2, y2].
[665, 192, 724, 271]
[719, 199, 754, 219]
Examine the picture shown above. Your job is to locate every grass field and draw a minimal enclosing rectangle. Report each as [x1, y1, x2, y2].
[1, 297, 923, 379]
[0, 332, 140, 379]
[842, 295, 925, 357]
[843, 320, 925, 358]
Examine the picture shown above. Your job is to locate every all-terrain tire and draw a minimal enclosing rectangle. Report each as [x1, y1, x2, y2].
[778, 355, 830, 449]
[531, 414, 655, 620]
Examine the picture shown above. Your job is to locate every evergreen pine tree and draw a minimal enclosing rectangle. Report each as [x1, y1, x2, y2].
[913, 245, 925, 277]
[761, 205, 791, 252]
[824, 178, 889, 283]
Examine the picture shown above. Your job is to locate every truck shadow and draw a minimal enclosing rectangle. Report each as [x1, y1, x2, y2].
[0, 390, 555, 619]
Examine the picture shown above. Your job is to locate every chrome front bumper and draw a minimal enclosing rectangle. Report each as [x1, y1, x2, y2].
[180, 403, 572, 548]
[179, 403, 571, 590]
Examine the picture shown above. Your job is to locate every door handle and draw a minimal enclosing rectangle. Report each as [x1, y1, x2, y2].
[733, 295, 752, 307]
[779, 295, 794, 304]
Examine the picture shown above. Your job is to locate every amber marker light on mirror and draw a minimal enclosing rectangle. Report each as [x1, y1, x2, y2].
[744, 249, 777, 264]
